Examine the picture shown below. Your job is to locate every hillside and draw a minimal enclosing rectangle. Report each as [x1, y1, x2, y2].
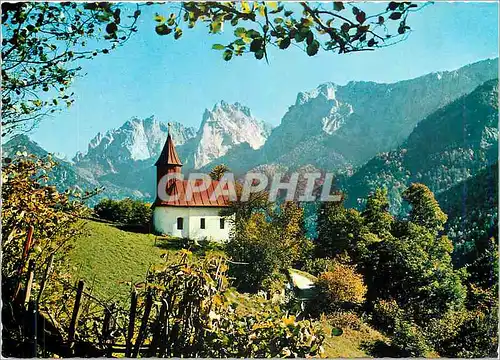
[68, 220, 171, 301]
[342, 79, 498, 212]
[437, 162, 498, 265]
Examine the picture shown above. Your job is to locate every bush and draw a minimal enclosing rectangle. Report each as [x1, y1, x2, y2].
[392, 320, 431, 357]
[372, 299, 404, 333]
[326, 311, 362, 330]
[313, 260, 367, 312]
[94, 198, 152, 225]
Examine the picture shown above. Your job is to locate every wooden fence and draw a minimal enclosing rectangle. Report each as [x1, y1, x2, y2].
[3, 227, 171, 358]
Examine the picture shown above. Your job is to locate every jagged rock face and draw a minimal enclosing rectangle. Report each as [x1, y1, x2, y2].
[74, 116, 196, 174]
[255, 58, 499, 171]
[185, 101, 272, 169]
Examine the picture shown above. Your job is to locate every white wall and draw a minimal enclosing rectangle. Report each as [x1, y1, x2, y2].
[153, 206, 233, 242]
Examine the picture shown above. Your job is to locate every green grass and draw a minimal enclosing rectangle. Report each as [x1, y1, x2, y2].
[68, 220, 182, 302]
[321, 320, 389, 358]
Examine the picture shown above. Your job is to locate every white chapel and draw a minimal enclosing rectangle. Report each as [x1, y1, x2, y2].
[152, 130, 233, 242]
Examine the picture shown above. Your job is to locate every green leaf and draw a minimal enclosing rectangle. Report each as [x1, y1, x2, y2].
[212, 44, 226, 50]
[223, 49, 233, 61]
[387, 2, 399, 11]
[155, 24, 171, 35]
[333, 2, 345, 11]
[154, 14, 166, 23]
[306, 40, 319, 56]
[389, 11, 402, 20]
[279, 37, 291, 49]
[105, 22, 117, 34]
[250, 38, 263, 52]
[306, 31, 314, 45]
[294, 31, 305, 43]
[234, 27, 247, 37]
[246, 29, 261, 39]
[254, 49, 264, 60]
[174, 28, 182, 40]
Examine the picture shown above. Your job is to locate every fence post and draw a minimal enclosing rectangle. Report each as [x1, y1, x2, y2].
[23, 259, 36, 307]
[102, 303, 115, 357]
[13, 226, 34, 301]
[27, 300, 38, 357]
[149, 298, 167, 357]
[125, 288, 138, 357]
[68, 280, 85, 346]
[132, 290, 153, 358]
[36, 254, 54, 305]
[101, 305, 112, 346]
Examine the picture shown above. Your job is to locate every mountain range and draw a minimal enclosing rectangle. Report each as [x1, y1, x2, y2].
[3, 58, 498, 210]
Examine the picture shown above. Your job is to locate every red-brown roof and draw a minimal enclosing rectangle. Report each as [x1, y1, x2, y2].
[155, 133, 182, 166]
[155, 179, 231, 207]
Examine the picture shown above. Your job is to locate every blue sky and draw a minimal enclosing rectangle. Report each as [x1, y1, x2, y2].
[29, 1, 498, 158]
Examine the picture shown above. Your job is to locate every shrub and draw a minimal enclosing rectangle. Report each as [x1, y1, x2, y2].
[94, 197, 152, 225]
[326, 311, 362, 330]
[313, 261, 367, 312]
[391, 320, 431, 357]
[372, 299, 404, 333]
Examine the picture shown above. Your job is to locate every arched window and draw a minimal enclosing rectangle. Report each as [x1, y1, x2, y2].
[177, 217, 184, 230]
[200, 218, 206, 229]
[220, 218, 225, 229]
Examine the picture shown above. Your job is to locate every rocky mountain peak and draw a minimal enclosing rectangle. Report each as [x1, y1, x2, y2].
[73, 117, 196, 174]
[295, 82, 338, 105]
[187, 101, 271, 169]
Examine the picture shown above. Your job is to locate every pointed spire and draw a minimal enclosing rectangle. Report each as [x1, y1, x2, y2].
[155, 123, 182, 166]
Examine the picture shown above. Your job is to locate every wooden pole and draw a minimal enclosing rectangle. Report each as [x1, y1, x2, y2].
[101, 305, 112, 346]
[132, 290, 153, 358]
[23, 259, 36, 307]
[68, 280, 85, 344]
[149, 298, 167, 357]
[27, 300, 38, 357]
[125, 288, 138, 357]
[103, 303, 115, 357]
[12, 226, 34, 301]
[36, 254, 54, 305]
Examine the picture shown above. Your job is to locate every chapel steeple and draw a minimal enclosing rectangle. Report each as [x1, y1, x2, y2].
[155, 123, 182, 171]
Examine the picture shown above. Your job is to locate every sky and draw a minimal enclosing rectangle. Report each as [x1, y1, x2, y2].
[26, 1, 499, 159]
